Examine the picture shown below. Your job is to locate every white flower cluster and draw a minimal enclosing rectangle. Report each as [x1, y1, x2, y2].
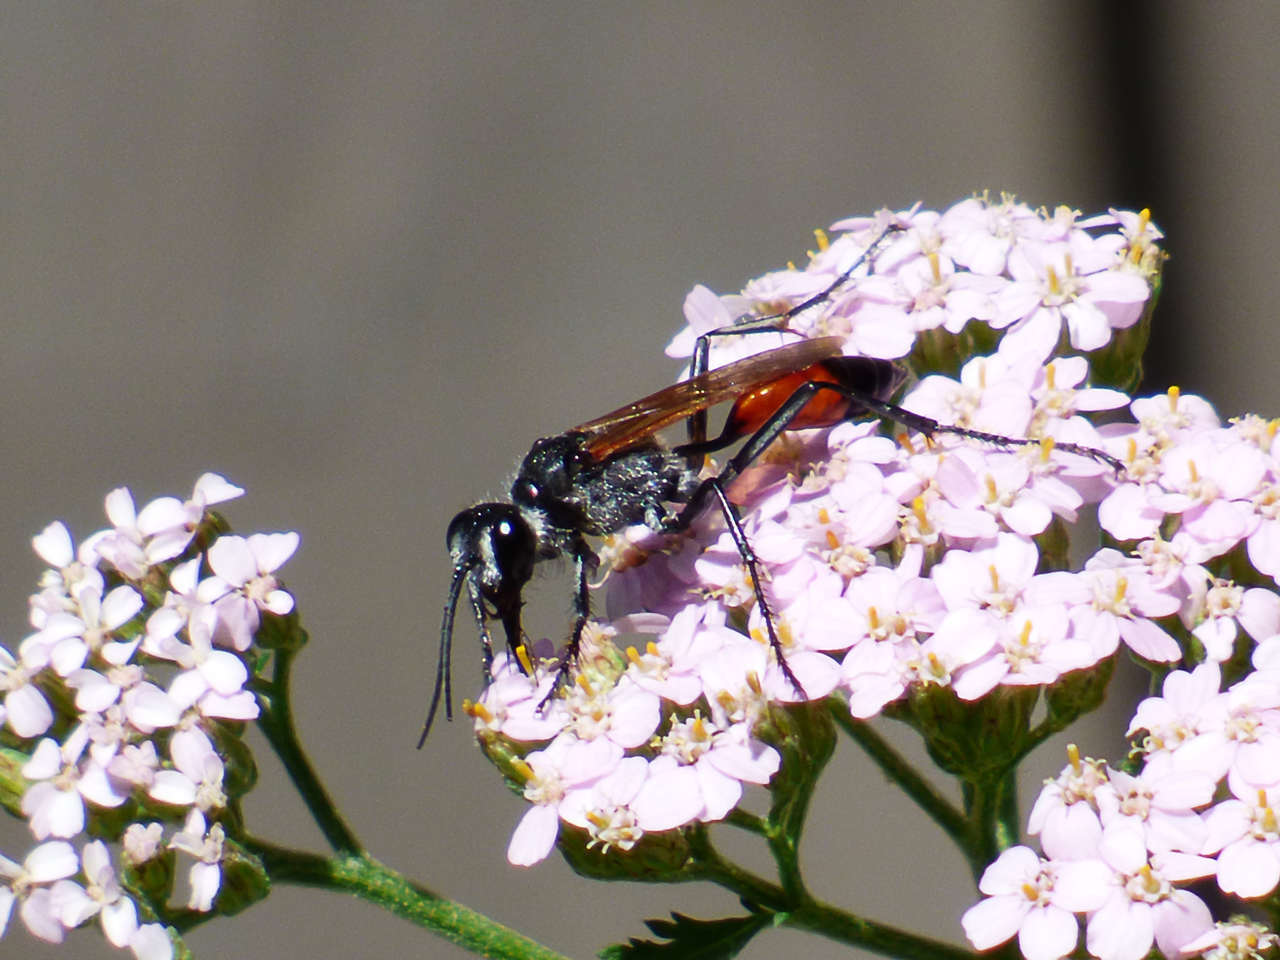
[0, 474, 297, 957]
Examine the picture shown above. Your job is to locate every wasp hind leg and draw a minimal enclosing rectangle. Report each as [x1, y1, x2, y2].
[684, 222, 903, 446]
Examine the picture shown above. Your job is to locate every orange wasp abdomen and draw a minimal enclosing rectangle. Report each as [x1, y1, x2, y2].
[721, 358, 901, 441]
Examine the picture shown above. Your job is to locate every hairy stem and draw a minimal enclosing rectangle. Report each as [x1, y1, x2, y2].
[248, 839, 570, 960]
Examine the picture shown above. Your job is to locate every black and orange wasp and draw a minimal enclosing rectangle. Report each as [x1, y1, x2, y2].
[420, 226, 1120, 744]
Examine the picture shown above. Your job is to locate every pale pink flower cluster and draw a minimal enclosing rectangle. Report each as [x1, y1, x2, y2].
[963, 643, 1280, 960]
[471, 198, 1275, 955]
[667, 196, 1158, 371]
[472, 199, 1177, 867]
[0, 474, 296, 958]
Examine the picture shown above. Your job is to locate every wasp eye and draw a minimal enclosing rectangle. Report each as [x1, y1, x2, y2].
[488, 512, 536, 583]
[448, 503, 537, 596]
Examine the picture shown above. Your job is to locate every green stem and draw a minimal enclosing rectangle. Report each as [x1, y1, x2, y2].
[994, 770, 1020, 852]
[830, 705, 970, 856]
[248, 839, 570, 960]
[960, 778, 1004, 884]
[689, 828, 975, 960]
[784, 902, 976, 960]
[686, 826, 790, 911]
[254, 648, 361, 854]
[724, 807, 769, 836]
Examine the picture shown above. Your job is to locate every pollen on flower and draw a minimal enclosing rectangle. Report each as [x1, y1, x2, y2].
[1016, 620, 1033, 649]
[900, 495, 935, 542]
[584, 804, 642, 854]
[1045, 264, 1062, 299]
[921, 651, 948, 683]
[515, 643, 534, 676]
[1124, 863, 1171, 904]
[1230, 413, 1280, 450]
[656, 712, 716, 764]
[1251, 791, 1277, 837]
[751, 615, 794, 654]
[1115, 779, 1152, 819]
[1188, 922, 1280, 960]
[1018, 885, 1049, 906]
[1053, 745, 1109, 806]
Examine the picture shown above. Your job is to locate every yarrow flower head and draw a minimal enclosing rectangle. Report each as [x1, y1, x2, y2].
[450, 197, 1173, 871]
[0, 473, 296, 957]
[440, 195, 1280, 959]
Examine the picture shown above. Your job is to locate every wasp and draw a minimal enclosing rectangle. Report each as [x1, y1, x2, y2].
[421, 227, 1120, 745]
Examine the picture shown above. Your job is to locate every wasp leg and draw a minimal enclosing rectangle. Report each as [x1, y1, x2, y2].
[538, 538, 598, 712]
[670, 473, 805, 697]
[685, 223, 902, 446]
[841, 392, 1126, 475]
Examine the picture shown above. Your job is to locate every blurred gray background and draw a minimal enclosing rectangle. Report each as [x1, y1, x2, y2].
[2, 3, 1277, 958]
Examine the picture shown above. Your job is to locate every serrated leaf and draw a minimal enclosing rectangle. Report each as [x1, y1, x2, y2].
[601, 911, 772, 960]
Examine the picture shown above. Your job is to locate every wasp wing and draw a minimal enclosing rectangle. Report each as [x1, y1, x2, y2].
[574, 335, 847, 460]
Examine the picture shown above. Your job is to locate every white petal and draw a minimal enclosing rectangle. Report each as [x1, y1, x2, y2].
[49, 637, 89, 677]
[102, 585, 144, 630]
[136, 497, 185, 534]
[187, 861, 220, 912]
[78, 763, 128, 807]
[200, 650, 249, 696]
[193, 473, 244, 506]
[123, 685, 182, 731]
[6, 685, 54, 738]
[1019, 905, 1080, 960]
[32, 523, 74, 568]
[506, 804, 560, 867]
[145, 531, 193, 564]
[21, 887, 66, 943]
[23, 738, 63, 778]
[26, 841, 79, 882]
[962, 894, 1025, 950]
[169, 558, 202, 596]
[198, 690, 260, 720]
[30, 787, 86, 839]
[104, 488, 138, 528]
[68, 670, 119, 712]
[51, 878, 96, 927]
[248, 531, 300, 572]
[130, 922, 174, 960]
[101, 896, 138, 947]
[207, 537, 255, 585]
[264, 588, 295, 615]
[168, 669, 210, 710]
[0, 887, 14, 937]
[149, 770, 197, 806]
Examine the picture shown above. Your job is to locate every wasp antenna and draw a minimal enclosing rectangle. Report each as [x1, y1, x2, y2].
[419, 560, 472, 748]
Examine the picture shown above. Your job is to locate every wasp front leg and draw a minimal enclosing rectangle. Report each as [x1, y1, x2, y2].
[539, 537, 599, 710]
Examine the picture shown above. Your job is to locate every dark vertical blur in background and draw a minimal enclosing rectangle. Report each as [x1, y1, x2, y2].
[2, 4, 1276, 958]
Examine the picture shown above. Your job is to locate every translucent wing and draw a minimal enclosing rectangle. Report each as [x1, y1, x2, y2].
[574, 336, 846, 460]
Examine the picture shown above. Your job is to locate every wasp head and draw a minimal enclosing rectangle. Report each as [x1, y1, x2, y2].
[421, 502, 538, 747]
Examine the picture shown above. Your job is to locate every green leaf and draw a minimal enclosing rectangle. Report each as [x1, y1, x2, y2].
[601, 911, 774, 960]
[210, 836, 270, 916]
